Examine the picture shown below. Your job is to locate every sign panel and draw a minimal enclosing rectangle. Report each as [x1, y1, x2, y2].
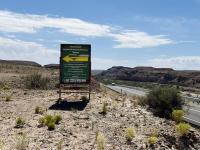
[60, 44, 91, 84]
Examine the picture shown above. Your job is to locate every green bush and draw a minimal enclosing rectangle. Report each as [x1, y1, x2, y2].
[125, 127, 135, 142]
[44, 115, 55, 126]
[16, 117, 25, 128]
[54, 114, 62, 124]
[101, 102, 108, 115]
[146, 86, 183, 118]
[47, 122, 55, 131]
[35, 106, 44, 114]
[39, 114, 62, 130]
[24, 73, 50, 90]
[38, 117, 46, 127]
[176, 123, 191, 137]
[172, 109, 184, 123]
[148, 136, 158, 145]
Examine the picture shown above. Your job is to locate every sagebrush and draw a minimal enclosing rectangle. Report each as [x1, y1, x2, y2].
[146, 86, 183, 118]
[24, 73, 50, 90]
[15, 117, 25, 128]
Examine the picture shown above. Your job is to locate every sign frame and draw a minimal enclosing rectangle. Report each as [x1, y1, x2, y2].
[58, 44, 91, 100]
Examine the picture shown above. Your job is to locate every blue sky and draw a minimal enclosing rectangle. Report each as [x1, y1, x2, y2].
[0, 0, 200, 70]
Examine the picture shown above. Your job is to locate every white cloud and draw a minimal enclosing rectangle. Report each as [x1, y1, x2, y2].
[0, 36, 59, 65]
[110, 31, 173, 48]
[0, 10, 173, 48]
[149, 56, 200, 70]
[0, 10, 110, 36]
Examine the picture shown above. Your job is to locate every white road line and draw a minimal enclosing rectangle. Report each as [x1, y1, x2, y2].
[183, 107, 200, 113]
[183, 117, 200, 126]
[189, 108, 200, 113]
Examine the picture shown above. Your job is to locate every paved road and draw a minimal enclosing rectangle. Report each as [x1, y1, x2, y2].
[107, 85, 147, 96]
[106, 84, 200, 126]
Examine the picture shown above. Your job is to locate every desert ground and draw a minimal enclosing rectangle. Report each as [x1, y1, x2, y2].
[0, 64, 200, 150]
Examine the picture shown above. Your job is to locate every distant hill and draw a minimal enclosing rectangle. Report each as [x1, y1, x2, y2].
[98, 66, 200, 88]
[44, 64, 59, 69]
[0, 59, 41, 67]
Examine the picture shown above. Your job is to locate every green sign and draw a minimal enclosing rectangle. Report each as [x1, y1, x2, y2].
[60, 44, 91, 84]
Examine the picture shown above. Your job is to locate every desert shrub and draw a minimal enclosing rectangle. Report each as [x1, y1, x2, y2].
[176, 123, 191, 137]
[5, 95, 12, 102]
[150, 128, 158, 137]
[172, 109, 184, 123]
[15, 133, 28, 150]
[39, 114, 62, 130]
[2, 84, 10, 90]
[35, 106, 44, 114]
[47, 122, 55, 131]
[81, 96, 89, 103]
[101, 102, 108, 115]
[148, 136, 158, 145]
[96, 132, 105, 150]
[112, 101, 118, 110]
[44, 115, 55, 126]
[146, 86, 183, 118]
[15, 117, 25, 128]
[38, 117, 46, 127]
[57, 140, 63, 150]
[136, 96, 147, 106]
[24, 73, 50, 90]
[54, 114, 62, 124]
[125, 127, 135, 142]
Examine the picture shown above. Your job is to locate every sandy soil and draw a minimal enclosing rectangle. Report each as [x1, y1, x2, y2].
[0, 88, 199, 150]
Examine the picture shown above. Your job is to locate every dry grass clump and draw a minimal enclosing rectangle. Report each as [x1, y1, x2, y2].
[124, 127, 136, 142]
[5, 95, 12, 102]
[148, 136, 158, 145]
[38, 114, 62, 130]
[15, 133, 28, 150]
[0, 140, 4, 150]
[54, 114, 62, 124]
[96, 132, 105, 150]
[112, 101, 118, 110]
[56, 140, 63, 150]
[35, 106, 45, 114]
[172, 109, 184, 123]
[24, 72, 50, 90]
[176, 123, 191, 137]
[0, 83, 10, 91]
[38, 117, 46, 127]
[15, 117, 25, 128]
[101, 102, 108, 115]
[47, 122, 55, 131]
[148, 128, 158, 145]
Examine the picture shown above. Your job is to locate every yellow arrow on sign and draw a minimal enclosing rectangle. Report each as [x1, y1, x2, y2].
[63, 55, 89, 62]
